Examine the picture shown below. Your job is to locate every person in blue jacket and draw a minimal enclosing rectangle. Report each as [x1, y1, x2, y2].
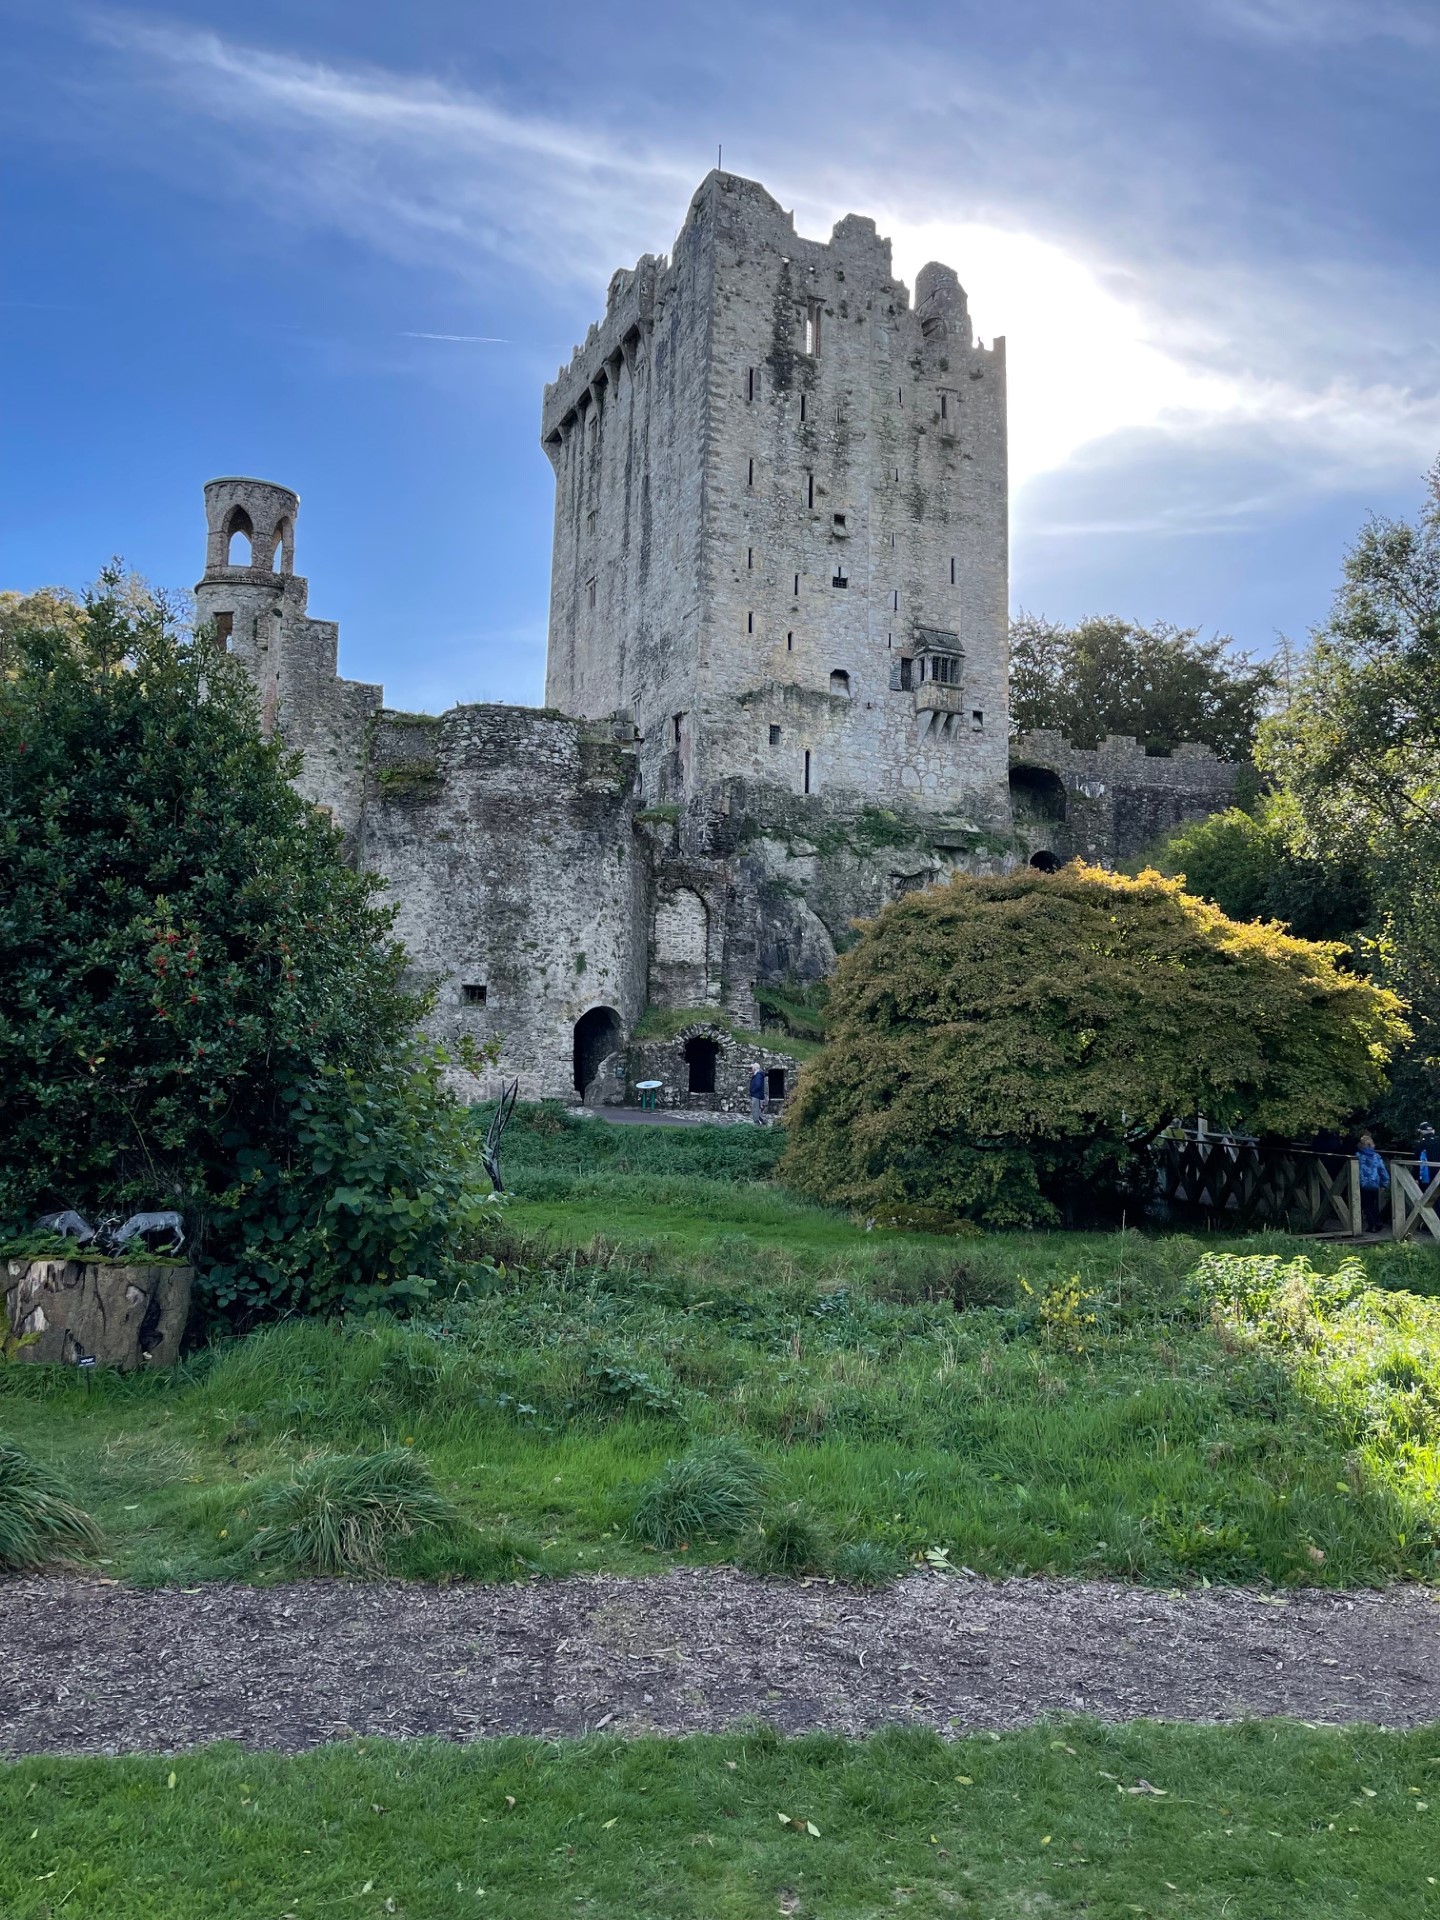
[748, 1063, 767, 1126]
[1356, 1132, 1389, 1234]
[1416, 1121, 1435, 1188]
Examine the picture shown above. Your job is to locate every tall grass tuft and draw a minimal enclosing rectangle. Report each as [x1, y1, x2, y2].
[832, 1540, 908, 1588]
[0, 1434, 101, 1570]
[251, 1446, 458, 1576]
[629, 1438, 767, 1548]
[739, 1501, 831, 1576]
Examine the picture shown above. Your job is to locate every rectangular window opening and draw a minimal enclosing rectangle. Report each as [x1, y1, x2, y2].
[891, 589, 900, 611]
[212, 611, 234, 651]
[786, 630, 794, 651]
[950, 556, 957, 585]
[746, 366, 757, 401]
[804, 299, 823, 357]
[803, 748, 812, 794]
[971, 709, 985, 730]
[940, 393, 949, 420]
[899, 657, 914, 691]
[673, 712, 685, 747]
[832, 567, 848, 589]
[747, 457, 754, 486]
[832, 512, 846, 530]
[747, 547, 754, 570]
[461, 983, 487, 1006]
[586, 508, 598, 537]
[792, 572, 800, 597]
[800, 393, 808, 423]
[893, 466, 900, 483]
[769, 724, 782, 746]
[586, 577, 597, 609]
[897, 385, 903, 405]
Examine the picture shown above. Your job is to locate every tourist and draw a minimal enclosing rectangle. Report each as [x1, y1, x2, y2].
[748, 1063, 767, 1126]
[1417, 1121, 1436, 1187]
[1356, 1132, 1390, 1235]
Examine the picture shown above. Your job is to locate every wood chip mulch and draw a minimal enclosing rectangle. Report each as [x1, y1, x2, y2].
[3, 1569, 1438, 1757]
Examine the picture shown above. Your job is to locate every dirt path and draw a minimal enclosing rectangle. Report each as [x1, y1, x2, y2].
[2, 1569, 1438, 1757]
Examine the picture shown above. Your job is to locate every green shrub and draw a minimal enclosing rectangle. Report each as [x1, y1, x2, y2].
[628, 1438, 767, 1548]
[250, 1446, 458, 1575]
[738, 1501, 831, 1576]
[0, 1435, 101, 1570]
[782, 866, 1403, 1228]
[832, 1540, 908, 1588]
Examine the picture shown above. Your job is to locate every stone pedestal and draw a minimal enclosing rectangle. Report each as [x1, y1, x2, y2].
[3, 1259, 192, 1369]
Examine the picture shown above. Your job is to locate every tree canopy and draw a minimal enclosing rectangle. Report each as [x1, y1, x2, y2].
[0, 573, 484, 1321]
[1010, 613, 1276, 762]
[780, 865, 1402, 1228]
[1258, 462, 1440, 1127]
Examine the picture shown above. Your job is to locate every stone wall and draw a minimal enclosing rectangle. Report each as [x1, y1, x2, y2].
[1009, 731, 1240, 867]
[359, 704, 650, 1102]
[621, 1022, 798, 1114]
[542, 171, 1011, 837]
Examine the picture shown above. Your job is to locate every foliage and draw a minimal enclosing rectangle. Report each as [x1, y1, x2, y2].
[1146, 794, 1373, 943]
[0, 571, 485, 1321]
[737, 1500, 831, 1575]
[752, 977, 829, 1043]
[0, 1433, 100, 1570]
[250, 1445, 458, 1576]
[6, 1721, 1440, 1920]
[629, 1004, 822, 1060]
[1197, 1250, 1440, 1538]
[781, 865, 1403, 1227]
[629, 1438, 768, 1548]
[831, 1539, 908, 1587]
[6, 1194, 1440, 1589]
[1010, 611, 1277, 760]
[1259, 462, 1440, 1129]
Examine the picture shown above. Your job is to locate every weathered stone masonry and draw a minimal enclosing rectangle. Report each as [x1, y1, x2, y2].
[200, 170, 1240, 1103]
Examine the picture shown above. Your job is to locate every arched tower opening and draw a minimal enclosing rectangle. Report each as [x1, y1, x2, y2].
[225, 508, 254, 567]
[573, 1005, 622, 1097]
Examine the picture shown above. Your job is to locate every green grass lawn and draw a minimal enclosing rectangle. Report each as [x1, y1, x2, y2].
[5, 1720, 1440, 1919]
[4, 1109, 1440, 1590]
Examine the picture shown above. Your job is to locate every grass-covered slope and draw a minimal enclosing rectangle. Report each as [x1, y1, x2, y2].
[4, 1109, 1440, 1588]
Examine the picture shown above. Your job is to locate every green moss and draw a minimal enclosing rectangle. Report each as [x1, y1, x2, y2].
[635, 805, 682, 825]
[377, 759, 443, 800]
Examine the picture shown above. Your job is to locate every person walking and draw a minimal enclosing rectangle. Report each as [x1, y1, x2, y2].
[1416, 1121, 1436, 1188]
[1356, 1132, 1390, 1235]
[748, 1062, 767, 1126]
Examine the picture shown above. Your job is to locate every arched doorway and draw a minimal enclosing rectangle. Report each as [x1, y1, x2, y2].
[1029, 850, 1061, 873]
[573, 1005, 621, 1096]
[683, 1033, 719, 1095]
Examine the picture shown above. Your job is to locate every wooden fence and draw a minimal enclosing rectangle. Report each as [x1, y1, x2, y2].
[1151, 1136, 1440, 1242]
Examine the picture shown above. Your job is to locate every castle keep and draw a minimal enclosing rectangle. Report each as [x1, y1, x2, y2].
[196, 171, 1236, 1106]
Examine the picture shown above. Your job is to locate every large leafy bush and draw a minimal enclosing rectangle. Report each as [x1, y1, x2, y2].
[0, 573, 484, 1320]
[781, 864, 1403, 1227]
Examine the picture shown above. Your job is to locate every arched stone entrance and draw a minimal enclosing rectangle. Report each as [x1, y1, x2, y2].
[573, 1005, 622, 1097]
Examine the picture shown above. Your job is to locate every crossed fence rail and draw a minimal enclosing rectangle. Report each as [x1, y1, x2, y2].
[1151, 1135, 1440, 1242]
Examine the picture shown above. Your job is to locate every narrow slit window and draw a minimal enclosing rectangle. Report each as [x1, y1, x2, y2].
[940, 393, 949, 420]
[890, 532, 896, 548]
[747, 366, 757, 401]
[893, 466, 900, 483]
[897, 385, 903, 405]
[786, 630, 794, 651]
[747, 547, 754, 570]
[800, 393, 808, 423]
[461, 983, 487, 1006]
[747, 457, 754, 486]
[803, 748, 812, 793]
[769, 724, 782, 746]
[747, 610, 755, 633]
[806, 472, 815, 509]
[793, 572, 800, 596]
[804, 299, 822, 357]
[950, 556, 957, 585]
[673, 712, 685, 746]
[586, 508, 598, 537]
[899, 656, 914, 690]
[586, 578, 597, 609]
[891, 589, 899, 611]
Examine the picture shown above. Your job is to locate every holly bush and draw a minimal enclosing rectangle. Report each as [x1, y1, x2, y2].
[0, 572, 485, 1322]
[780, 864, 1405, 1228]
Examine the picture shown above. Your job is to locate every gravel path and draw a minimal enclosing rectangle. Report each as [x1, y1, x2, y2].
[3, 1570, 1440, 1756]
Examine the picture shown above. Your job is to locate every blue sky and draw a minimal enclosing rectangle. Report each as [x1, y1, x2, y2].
[4, 0, 1439, 711]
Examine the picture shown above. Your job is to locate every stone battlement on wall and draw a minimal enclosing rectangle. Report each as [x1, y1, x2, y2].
[1009, 730, 1240, 867]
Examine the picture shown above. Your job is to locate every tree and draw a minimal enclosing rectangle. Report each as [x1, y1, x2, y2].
[1145, 794, 1372, 945]
[0, 572, 484, 1321]
[1258, 462, 1440, 1128]
[1010, 613, 1276, 762]
[780, 865, 1402, 1228]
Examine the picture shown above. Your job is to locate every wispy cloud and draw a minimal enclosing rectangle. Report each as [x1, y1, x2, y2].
[400, 332, 509, 343]
[65, 13, 1440, 522]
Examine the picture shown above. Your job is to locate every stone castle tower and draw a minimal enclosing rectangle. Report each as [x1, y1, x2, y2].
[542, 171, 1009, 826]
[194, 173, 1235, 1105]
